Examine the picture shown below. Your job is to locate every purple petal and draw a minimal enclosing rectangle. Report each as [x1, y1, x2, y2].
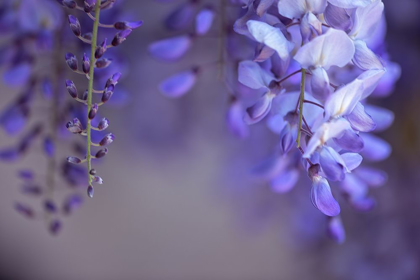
[319, 146, 346, 181]
[364, 104, 394, 132]
[324, 3, 353, 31]
[311, 176, 341, 216]
[195, 7, 215, 35]
[159, 69, 198, 98]
[333, 129, 364, 152]
[270, 169, 299, 193]
[341, 153, 363, 171]
[149, 35, 192, 61]
[245, 93, 275, 124]
[373, 61, 400, 97]
[358, 69, 386, 98]
[3, 63, 31, 87]
[360, 133, 391, 162]
[165, 1, 197, 31]
[346, 102, 376, 132]
[254, 45, 276, 63]
[278, 0, 327, 19]
[349, 0, 384, 40]
[0, 147, 20, 162]
[327, 216, 346, 243]
[355, 167, 387, 187]
[327, 0, 372, 8]
[226, 101, 250, 139]
[238, 60, 274, 89]
[0, 105, 27, 135]
[310, 66, 331, 102]
[353, 40, 384, 71]
[256, 0, 276, 16]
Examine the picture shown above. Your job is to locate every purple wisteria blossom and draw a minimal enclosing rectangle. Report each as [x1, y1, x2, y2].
[232, 0, 399, 242]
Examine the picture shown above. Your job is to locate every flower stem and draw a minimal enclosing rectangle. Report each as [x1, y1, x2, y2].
[86, 0, 101, 185]
[296, 68, 306, 148]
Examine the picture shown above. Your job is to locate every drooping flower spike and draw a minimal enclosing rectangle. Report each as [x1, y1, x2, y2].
[59, 0, 142, 198]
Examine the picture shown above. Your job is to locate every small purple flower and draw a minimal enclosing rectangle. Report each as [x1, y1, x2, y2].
[95, 38, 107, 59]
[65, 53, 78, 71]
[111, 29, 132, 46]
[66, 80, 78, 98]
[68, 15, 81, 37]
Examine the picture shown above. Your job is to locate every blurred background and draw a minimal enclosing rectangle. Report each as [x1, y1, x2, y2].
[0, 0, 419, 279]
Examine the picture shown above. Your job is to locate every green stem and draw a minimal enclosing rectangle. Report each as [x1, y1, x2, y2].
[296, 68, 306, 148]
[86, 0, 101, 185]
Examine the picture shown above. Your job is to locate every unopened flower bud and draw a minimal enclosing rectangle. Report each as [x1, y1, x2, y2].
[82, 53, 90, 74]
[114, 21, 143, 30]
[44, 199, 57, 213]
[60, 0, 76, 9]
[87, 185, 94, 198]
[82, 89, 88, 101]
[66, 80, 77, 98]
[99, 133, 115, 146]
[89, 169, 96, 176]
[97, 118, 109, 130]
[101, 85, 114, 103]
[105, 72, 121, 87]
[88, 103, 98, 120]
[84, 0, 96, 12]
[96, 58, 112, 68]
[92, 176, 103, 184]
[65, 53, 78, 71]
[111, 29, 132, 46]
[49, 219, 62, 235]
[95, 38, 107, 59]
[67, 156, 82, 164]
[68, 15, 81, 37]
[95, 148, 108, 158]
[82, 32, 93, 41]
[66, 118, 83, 134]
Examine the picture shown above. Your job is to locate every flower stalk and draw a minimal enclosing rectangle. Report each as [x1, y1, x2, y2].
[296, 68, 306, 148]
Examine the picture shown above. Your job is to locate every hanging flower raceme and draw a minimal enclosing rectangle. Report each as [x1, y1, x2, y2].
[231, 0, 399, 242]
[58, 0, 142, 198]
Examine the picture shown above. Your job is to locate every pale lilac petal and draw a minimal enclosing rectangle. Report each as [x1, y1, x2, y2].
[245, 93, 275, 124]
[149, 35, 192, 61]
[360, 133, 391, 161]
[373, 61, 401, 97]
[238, 60, 275, 89]
[353, 40, 384, 71]
[346, 102, 376, 132]
[311, 176, 341, 216]
[327, 0, 373, 9]
[270, 169, 299, 193]
[324, 3, 353, 31]
[310, 66, 331, 102]
[294, 28, 354, 70]
[340, 174, 369, 200]
[327, 216, 345, 243]
[254, 45, 276, 62]
[247, 20, 294, 61]
[159, 69, 197, 98]
[356, 167, 387, 187]
[226, 101, 249, 139]
[195, 8, 215, 35]
[349, 0, 384, 40]
[333, 129, 364, 152]
[324, 78, 364, 119]
[304, 118, 351, 157]
[252, 155, 288, 180]
[300, 12, 322, 43]
[341, 153, 363, 171]
[364, 104, 394, 132]
[319, 146, 346, 181]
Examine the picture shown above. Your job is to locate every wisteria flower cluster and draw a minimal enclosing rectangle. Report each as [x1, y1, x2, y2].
[58, 0, 142, 198]
[231, 0, 400, 242]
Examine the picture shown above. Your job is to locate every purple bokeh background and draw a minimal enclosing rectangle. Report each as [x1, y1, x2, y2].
[0, 0, 419, 279]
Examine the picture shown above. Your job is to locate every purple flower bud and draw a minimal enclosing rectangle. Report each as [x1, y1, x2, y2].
[49, 219, 62, 235]
[63, 194, 83, 214]
[95, 38, 107, 59]
[92, 176, 103, 184]
[89, 169, 97, 176]
[44, 199, 57, 213]
[42, 78, 53, 99]
[82, 53, 90, 74]
[101, 85, 114, 103]
[59, 0, 76, 9]
[88, 103, 98, 120]
[95, 58, 112, 68]
[21, 185, 42, 196]
[43, 136, 55, 158]
[97, 118, 109, 130]
[66, 118, 83, 134]
[87, 185, 94, 198]
[18, 170, 34, 181]
[66, 80, 77, 98]
[82, 32, 93, 41]
[327, 216, 345, 244]
[114, 21, 143, 30]
[99, 133, 115, 146]
[68, 15, 81, 37]
[111, 29, 132, 46]
[67, 156, 82, 164]
[84, 0, 96, 12]
[105, 72, 122, 87]
[82, 90, 88, 101]
[95, 148, 108, 158]
[14, 202, 34, 218]
[65, 53, 78, 71]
